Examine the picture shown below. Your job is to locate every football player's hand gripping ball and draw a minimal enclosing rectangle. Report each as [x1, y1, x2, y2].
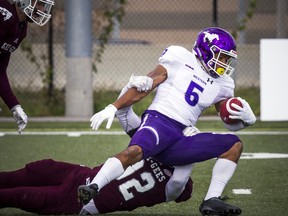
[11, 105, 28, 134]
[227, 97, 256, 126]
[90, 104, 118, 130]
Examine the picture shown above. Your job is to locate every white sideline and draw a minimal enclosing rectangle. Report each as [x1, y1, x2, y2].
[1, 130, 288, 136]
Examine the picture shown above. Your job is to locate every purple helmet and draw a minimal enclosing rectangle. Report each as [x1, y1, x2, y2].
[193, 27, 237, 78]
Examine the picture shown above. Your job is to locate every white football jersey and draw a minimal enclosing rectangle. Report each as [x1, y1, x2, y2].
[148, 45, 235, 126]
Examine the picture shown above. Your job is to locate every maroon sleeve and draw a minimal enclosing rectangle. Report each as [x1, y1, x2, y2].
[0, 2, 21, 109]
[0, 53, 19, 109]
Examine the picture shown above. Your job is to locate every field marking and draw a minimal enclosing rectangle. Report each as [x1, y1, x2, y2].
[1, 130, 288, 137]
[240, 153, 288, 159]
[0, 131, 126, 136]
[232, 189, 252, 195]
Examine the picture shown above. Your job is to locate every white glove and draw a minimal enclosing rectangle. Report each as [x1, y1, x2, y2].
[227, 97, 256, 126]
[182, 126, 200, 136]
[11, 105, 28, 134]
[127, 74, 153, 92]
[90, 104, 117, 131]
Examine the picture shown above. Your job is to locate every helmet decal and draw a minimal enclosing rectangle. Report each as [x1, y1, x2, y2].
[203, 31, 219, 45]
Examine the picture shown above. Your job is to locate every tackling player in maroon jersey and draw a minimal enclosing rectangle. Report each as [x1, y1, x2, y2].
[0, 0, 54, 133]
[0, 158, 193, 215]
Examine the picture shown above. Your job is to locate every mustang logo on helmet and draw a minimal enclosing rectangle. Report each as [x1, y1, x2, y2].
[203, 31, 219, 45]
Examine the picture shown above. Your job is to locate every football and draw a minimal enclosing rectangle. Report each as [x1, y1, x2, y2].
[220, 97, 243, 124]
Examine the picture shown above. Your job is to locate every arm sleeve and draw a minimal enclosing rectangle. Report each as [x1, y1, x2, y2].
[165, 164, 194, 202]
[0, 15, 19, 110]
[0, 54, 20, 109]
[115, 84, 141, 136]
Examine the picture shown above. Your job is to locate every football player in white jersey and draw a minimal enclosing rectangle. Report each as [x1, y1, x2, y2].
[78, 27, 256, 216]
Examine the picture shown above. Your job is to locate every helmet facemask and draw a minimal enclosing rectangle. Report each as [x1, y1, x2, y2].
[207, 45, 237, 77]
[15, 0, 54, 26]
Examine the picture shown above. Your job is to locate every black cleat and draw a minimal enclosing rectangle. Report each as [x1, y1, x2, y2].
[199, 197, 242, 216]
[77, 184, 99, 205]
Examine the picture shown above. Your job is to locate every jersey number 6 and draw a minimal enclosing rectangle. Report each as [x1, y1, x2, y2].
[185, 81, 204, 106]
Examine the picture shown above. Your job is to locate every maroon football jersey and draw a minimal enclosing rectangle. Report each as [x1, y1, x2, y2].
[0, 158, 192, 215]
[93, 157, 192, 213]
[0, 0, 27, 109]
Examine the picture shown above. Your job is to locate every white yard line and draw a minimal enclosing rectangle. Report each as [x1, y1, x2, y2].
[232, 189, 252, 195]
[1, 130, 288, 136]
[240, 153, 288, 159]
[0, 131, 126, 136]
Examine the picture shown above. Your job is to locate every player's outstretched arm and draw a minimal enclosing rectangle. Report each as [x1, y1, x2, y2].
[90, 65, 167, 131]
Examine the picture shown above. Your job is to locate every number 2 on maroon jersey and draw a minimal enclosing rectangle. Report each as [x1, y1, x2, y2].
[119, 172, 155, 201]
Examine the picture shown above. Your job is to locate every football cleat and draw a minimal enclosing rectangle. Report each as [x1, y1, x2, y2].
[199, 197, 242, 216]
[77, 184, 99, 205]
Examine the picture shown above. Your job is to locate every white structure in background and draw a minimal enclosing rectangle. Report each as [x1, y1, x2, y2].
[260, 39, 288, 121]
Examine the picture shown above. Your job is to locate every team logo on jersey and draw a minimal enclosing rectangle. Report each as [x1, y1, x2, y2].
[207, 78, 214, 84]
[203, 31, 219, 44]
[0, 7, 12, 21]
[163, 169, 172, 177]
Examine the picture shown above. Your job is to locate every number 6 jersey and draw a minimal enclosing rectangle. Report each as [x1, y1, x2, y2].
[149, 45, 235, 126]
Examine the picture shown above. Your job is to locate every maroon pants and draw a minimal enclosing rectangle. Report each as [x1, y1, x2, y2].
[0, 159, 98, 215]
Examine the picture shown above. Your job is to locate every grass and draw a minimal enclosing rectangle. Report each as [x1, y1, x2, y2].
[0, 120, 288, 215]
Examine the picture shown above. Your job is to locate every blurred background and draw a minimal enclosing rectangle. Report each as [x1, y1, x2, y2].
[1, 0, 287, 117]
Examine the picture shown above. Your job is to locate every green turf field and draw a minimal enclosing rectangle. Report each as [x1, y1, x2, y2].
[0, 119, 288, 215]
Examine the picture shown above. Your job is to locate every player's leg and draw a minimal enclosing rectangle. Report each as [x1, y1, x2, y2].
[78, 111, 184, 205]
[0, 159, 76, 189]
[200, 139, 242, 216]
[77, 145, 142, 205]
[0, 160, 55, 188]
[154, 133, 242, 215]
[0, 185, 80, 214]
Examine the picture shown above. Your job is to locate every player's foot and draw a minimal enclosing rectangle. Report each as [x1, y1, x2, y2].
[77, 184, 99, 205]
[199, 197, 242, 216]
